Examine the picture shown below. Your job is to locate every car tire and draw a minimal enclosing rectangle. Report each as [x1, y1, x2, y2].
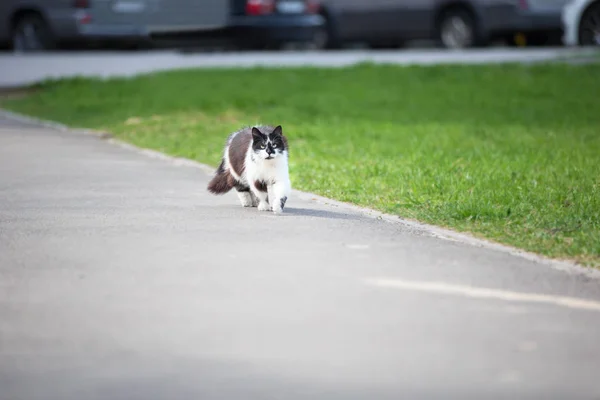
[310, 11, 341, 50]
[578, 1, 600, 46]
[437, 8, 481, 49]
[309, 25, 330, 50]
[12, 13, 56, 52]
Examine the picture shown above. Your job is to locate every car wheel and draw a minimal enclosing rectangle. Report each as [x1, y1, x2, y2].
[437, 8, 478, 49]
[12, 13, 56, 52]
[578, 2, 600, 46]
[305, 25, 329, 50]
[312, 11, 342, 50]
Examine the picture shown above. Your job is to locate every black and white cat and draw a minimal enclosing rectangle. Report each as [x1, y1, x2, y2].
[207, 125, 291, 214]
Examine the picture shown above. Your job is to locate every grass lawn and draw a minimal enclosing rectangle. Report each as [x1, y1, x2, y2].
[2, 63, 599, 266]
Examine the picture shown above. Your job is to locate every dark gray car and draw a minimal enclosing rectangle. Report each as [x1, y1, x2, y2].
[314, 0, 569, 49]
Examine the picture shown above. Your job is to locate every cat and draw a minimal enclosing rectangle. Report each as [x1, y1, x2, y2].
[207, 125, 291, 214]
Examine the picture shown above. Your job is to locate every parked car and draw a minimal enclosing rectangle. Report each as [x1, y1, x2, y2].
[229, 0, 324, 49]
[312, 0, 570, 49]
[0, 0, 323, 52]
[562, 0, 600, 46]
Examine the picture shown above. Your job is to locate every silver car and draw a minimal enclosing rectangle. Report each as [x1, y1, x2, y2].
[314, 0, 570, 49]
[0, 0, 229, 51]
[0, 0, 324, 52]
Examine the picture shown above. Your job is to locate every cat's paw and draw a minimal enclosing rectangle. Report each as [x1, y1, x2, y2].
[272, 196, 287, 214]
[238, 192, 254, 207]
[258, 202, 271, 211]
[272, 205, 283, 214]
[240, 199, 254, 207]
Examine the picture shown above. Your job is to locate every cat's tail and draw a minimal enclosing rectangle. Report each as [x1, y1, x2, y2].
[207, 159, 234, 195]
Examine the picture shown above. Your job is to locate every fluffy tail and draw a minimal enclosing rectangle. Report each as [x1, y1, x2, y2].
[207, 159, 234, 195]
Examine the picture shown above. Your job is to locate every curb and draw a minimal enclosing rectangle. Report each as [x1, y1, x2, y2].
[1, 107, 599, 279]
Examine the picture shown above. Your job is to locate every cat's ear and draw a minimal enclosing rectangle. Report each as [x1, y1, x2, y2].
[251, 127, 264, 141]
[271, 125, 283, 137]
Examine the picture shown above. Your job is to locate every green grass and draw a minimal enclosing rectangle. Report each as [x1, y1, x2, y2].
[3, 63, 599, 266]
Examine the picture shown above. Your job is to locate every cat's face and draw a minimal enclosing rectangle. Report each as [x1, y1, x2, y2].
[251, 125, 286, 160]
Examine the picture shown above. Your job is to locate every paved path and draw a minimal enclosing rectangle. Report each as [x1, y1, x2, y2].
[1, 115, 600, 400]
[0, 47, 598, 87]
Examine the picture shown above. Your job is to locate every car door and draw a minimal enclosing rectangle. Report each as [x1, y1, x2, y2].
[331, 0, 436, 42]
[524, 0, 571, 13]
[329, 0, 388, 41]
[89, 0, 229, 33]
[85, 0, 151, 29]
[146, 0, 229, 32]
[372, 0, 436, 39]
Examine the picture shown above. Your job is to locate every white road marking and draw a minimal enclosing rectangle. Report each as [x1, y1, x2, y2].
[365, 278, 600, 312]
[345, 244, 370, 250]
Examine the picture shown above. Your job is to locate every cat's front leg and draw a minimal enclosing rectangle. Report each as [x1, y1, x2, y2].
[250, 191, 260, 207]
[270, 180, 290, 214]
[250, 185, 270, 211]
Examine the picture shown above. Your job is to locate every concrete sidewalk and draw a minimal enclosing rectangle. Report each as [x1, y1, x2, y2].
[1, 115, 600, 400]
[1, 47, 598, 88]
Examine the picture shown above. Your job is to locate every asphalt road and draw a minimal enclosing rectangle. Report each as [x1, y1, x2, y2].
[1, 114, 600, 400]
[0, 47, 598, 87]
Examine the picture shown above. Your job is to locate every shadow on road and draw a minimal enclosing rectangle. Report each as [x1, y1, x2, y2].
[282, 207, 362, 220]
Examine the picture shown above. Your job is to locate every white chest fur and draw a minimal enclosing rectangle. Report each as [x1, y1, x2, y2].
[244, 150, 291, 214]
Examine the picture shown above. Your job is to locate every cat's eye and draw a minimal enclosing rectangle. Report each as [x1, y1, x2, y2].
[272, 144, 277, 148]
[260, 144, 266, 149]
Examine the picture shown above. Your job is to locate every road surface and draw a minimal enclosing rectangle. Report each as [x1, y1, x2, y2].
[0, 47, 598, 87]
[1, 114, 600, 400]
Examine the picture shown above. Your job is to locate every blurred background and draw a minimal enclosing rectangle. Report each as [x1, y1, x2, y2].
[0, 0, 598, 53]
